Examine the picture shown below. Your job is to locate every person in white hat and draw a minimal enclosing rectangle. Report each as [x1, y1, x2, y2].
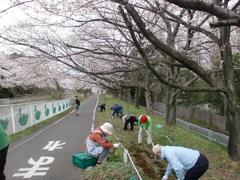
[85, 122, 120, 165]
[152, 144, 209, 180]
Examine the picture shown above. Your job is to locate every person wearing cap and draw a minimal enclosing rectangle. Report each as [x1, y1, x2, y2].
[120, 113, 138, 130]
[152, 144, 209, 180]
[85, 122, 120, 165]
[138, 115, 152, 145]
[111, 104, 123, 118]
[0, 124, 10, 180]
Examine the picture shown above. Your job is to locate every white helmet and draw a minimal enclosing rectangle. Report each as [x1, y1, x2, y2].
[100, 122, 113, 134]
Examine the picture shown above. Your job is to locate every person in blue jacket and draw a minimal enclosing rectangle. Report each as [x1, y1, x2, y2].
[111, 105, 123, 118]
[152, 144, 209, 180]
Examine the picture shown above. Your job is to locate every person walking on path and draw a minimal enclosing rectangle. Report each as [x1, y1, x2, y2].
[85, 122, 120, 165]
[111, 104, 123, 118]
[0, 124, 10, 180]
[138, 115, 152, 145]
[120, 114, 138, 130]
[152, 144, 209, 180]
[75, 96, 80, 116]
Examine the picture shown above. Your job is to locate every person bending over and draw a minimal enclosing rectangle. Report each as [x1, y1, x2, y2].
[152, 144, 209, 180]
[111, 105, 123, 118]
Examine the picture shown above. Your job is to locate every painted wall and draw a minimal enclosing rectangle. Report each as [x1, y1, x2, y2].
[0, 98, 72, 134]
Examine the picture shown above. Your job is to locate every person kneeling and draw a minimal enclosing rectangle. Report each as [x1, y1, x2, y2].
[85, 122, 120, 165]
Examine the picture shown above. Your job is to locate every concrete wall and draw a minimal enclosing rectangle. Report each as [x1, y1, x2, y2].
[0, 98, 72, 135]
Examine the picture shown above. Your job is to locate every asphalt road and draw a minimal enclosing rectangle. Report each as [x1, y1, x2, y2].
[5, 96, 99, 180]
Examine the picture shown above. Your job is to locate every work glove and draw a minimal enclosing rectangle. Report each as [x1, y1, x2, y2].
[113, 143, 120, 148]
[161, 175, 168, 180]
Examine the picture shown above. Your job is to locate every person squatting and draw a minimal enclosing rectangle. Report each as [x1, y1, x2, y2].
[84, 122, 120, 165]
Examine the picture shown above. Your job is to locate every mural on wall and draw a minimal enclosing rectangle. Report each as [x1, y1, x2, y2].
[58, 103, 61, 112]
[34, 106, 41, 121]
[0, 119, 9, 130]
[52, 104, 56, 114]
[0, 99, 71, 135]
[18, 108, 29, 126]
[45, 104, 50, 117]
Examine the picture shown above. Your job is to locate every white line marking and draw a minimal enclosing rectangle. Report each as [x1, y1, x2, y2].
[91, 96, 99, 131]
[9, 98, 90, 152]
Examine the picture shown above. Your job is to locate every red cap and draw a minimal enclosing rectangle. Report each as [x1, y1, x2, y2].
[140, 115, 148, 123]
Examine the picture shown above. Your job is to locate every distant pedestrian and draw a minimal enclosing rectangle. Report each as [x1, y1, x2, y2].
[152, 144, 209, 180]
[98, 104, 106, 112]
[111, 104, 123, 118]
[85, 122, 120, 165]
[0, 124, 10, 180]
[75, 96, 80, 116]
[138, 115, 152, 145]
[120, 114, 138, 130]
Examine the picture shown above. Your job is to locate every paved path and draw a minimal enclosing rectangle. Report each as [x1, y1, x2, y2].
[5, 96, 99, 180]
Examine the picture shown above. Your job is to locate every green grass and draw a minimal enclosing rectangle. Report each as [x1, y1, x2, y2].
[10, 94, 240, 179]
[188, 117, 218, 130]
[81, 162, 143, 180]
[89, 94, 240, 180]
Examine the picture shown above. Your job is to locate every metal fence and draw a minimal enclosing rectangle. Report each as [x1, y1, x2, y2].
[154, 110, 229, 147]
[153, 102, 227, 131]
[0, 96, 51, 105]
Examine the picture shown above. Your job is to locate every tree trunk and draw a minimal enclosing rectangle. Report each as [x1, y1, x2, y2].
[220, 26, 240, 160]
[144, 89, 154, 115]
[127, 89, 131, 103]
[165, 86, 177, 126]
[123, 89, 127, 102]
[134, 88, 140, 109]
[226, 104, 240, 160]
[118, 91, 122, 100]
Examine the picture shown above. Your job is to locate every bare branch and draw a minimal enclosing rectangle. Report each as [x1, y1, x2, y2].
[0, 0, 34, 14]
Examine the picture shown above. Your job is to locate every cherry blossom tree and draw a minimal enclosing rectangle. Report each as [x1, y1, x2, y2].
[113, 0, 240, 160]
[0, 0, 240, 160]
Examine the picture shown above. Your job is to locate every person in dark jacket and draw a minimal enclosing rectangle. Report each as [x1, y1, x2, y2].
[75, 96, 80, 116]
[120, 114, 138, 130]
[111, 105, 123, 118]
[0, 124, 10, 180]
[98, 104, 106, 112]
